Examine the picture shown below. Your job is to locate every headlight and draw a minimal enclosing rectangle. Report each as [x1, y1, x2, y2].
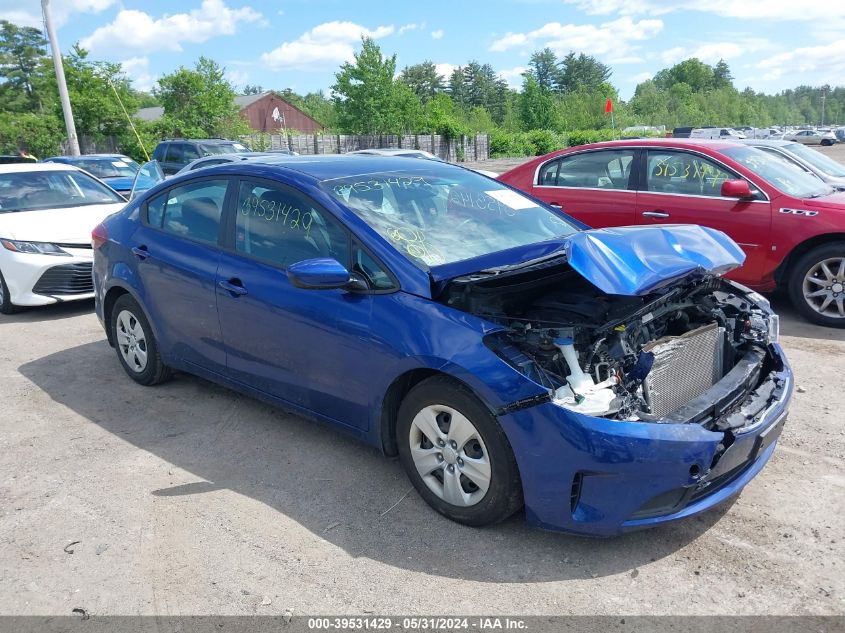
[747, 290, 771, 310]
[0, 239, 70, 256]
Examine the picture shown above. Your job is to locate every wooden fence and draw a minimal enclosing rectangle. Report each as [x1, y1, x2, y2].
[243, 133, 490, 162]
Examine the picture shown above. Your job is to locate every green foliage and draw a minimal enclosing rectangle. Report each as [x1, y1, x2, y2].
[518, 75, 557, 131]
[399, 61, 444, 104]
[566, 128, 618, 147]
[448, 61, 508, 124]
[422, 93, 467, 138]
[156, 57, 250, 139]
[526, 129, 565, 154]
[0, 111, 64, 157]
[557, 52, 612, 93]
[0, 20, 48, 112]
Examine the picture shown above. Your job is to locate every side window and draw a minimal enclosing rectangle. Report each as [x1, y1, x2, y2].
[164, 143, 183, 164]
[148, 179, 228, 244]
[152, 143, 167, 161]
[235, 180, 350, 268]
[352, 243, 394, 290]
[537, 159, 560, 186]
[182, 144, 201, 161]
[557, 150, 634, 190]
[646, 151, 735, 197]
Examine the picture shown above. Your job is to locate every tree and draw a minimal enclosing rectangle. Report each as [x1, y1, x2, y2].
[242, 84, 264, 95]
[332, 37, 421, 134]
[0, 20, 48, 112]
[557, 52, 612, 92]
[528, 48, 561, 92]
[713, 59, 733, 89]
[461, 61, 508, 122]
[519, 75, 557, 130]
[654, 58, 714, 93]
[399, 61, 444, 104]
[156, 57, 250, 138]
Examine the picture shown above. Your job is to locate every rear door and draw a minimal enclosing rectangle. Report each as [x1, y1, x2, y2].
[634, 148, 771, 284]
[530, 148, 638, 227]
[131, 176, 232, 374]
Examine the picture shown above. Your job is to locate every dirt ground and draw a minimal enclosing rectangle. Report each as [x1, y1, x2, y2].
[1, 149, 844, 619]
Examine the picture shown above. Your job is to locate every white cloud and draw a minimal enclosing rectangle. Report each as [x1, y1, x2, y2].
[2, 0, 115, 28]
[497, 66, 528, 89]
[260, 21, 395, 71]
[120, 56, 157, 92]
[431, 29, 444, 40]
[399, 23, 419, 35]
[564, 0, 844, 21]
[434, 63, 457, 79]
[657, 38, 773, 65]
[80, 0, 263, 54]
[630, 71, 653, 83]
[490, 17, 663, 61]
[757, 40, 845, 83]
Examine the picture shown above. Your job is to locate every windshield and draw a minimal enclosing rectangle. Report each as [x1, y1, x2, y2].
[199, 142, 249, 156]
[322, 169, 578, 267]
[69, 157, 140, 179]
[721, 146, 833, 198]
[0, 170, 124, 213]
[782, 143, 845, 178]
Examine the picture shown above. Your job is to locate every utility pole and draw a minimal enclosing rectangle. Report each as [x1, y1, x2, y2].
[42, 0, 80, 155]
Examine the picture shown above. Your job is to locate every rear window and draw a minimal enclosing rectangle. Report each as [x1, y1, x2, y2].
[199, 143, 249, 156]
[0, 170, 124, 213]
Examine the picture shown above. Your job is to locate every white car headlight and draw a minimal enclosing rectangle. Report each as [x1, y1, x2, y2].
[1, 239, 71, 256]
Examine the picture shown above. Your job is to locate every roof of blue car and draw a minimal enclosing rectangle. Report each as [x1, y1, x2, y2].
[239, 154, 456, 181]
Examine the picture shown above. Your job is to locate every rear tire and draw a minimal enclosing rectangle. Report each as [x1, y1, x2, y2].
[0, 269, 21, 315]
[787, 242, 845, 328]
[396, 376, 523, 527]
[110, 294, 172, 385]
[821, 139, 833, 146]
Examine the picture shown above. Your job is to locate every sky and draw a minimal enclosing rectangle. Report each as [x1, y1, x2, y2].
[5, 0, 845, 99]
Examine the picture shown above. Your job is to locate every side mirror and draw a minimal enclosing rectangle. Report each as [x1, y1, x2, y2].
[720, 179, 753, 199]
[287, 258, 352, 290]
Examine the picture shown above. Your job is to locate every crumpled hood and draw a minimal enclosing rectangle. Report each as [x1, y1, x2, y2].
[0, 203, 125, 243]
[564, 224, 745, 296]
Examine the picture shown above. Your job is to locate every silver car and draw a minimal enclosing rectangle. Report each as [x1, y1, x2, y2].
[784, 129, 837, 146]
[738, 139, 845, 191]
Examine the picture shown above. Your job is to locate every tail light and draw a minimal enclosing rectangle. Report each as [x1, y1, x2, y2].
[92, 224, 108, 250]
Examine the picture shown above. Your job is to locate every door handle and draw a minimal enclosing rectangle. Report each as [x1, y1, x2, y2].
[131, 245, 150, 260]
[218, 279, 248, 297]
[642, 210, 670, 218]
[550, 203, 563, 209]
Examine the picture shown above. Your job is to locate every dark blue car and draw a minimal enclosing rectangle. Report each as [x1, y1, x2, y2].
[44, 154, 140, 198]
[92, 156, 792, 535]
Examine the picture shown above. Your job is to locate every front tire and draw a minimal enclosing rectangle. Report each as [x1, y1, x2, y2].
[0, 269, 20, 315]
[110, 294, 172, 385]
[396, 376, 523, 526]
[787, 242, 845, 328]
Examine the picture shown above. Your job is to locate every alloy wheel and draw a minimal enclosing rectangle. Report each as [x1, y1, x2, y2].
[115, 309, 149, 373]
[802, 256, 845, 319]
[408, 404, 491, 507]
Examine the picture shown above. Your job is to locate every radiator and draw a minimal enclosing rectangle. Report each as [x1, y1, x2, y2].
[642, 322, 724, 418]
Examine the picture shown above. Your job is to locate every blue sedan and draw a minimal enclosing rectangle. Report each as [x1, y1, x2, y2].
[44, 154, 140, 197]
[92, 156, 791, 535]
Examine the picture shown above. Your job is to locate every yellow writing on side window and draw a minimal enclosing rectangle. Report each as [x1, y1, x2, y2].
[240, 195, 313, 235]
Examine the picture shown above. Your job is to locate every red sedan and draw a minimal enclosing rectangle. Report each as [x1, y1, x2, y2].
[498, 139, 845, 327]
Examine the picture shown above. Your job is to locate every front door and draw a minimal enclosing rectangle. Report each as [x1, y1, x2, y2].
[215, 177, 388, 430]
[635, 149, 771, 285]
[530, 148, 638, 228]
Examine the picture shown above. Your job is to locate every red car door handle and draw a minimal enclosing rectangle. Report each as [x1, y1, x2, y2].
[642, 210, 670, 218]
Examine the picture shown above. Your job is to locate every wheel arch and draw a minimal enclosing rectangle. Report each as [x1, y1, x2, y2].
[774, 233, 845, 287]
[379, 368, 497, 456]
[102, 282, 152, 347]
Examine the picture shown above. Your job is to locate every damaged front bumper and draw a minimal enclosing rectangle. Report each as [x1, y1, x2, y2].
[496, 342, 792, 536]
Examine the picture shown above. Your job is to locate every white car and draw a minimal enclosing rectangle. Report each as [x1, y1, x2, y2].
[0, 163, 126, 313]
[784, 129, 837, 146]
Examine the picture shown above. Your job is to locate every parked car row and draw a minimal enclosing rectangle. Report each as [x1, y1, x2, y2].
[497, 138, 845, 327]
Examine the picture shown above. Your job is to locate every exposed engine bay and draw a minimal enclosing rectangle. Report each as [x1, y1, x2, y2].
[439, 257, 782, 428]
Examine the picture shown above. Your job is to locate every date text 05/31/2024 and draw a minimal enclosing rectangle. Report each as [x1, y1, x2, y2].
[307, 617, 528, 630]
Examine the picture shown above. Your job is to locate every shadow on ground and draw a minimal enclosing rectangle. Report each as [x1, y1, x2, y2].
[4, 299, 95, 324]
[770, 292, 845, 342]
[20, 340, 736, 583]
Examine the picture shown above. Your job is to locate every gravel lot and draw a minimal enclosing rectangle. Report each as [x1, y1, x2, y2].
[1, 148, 844, 619]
